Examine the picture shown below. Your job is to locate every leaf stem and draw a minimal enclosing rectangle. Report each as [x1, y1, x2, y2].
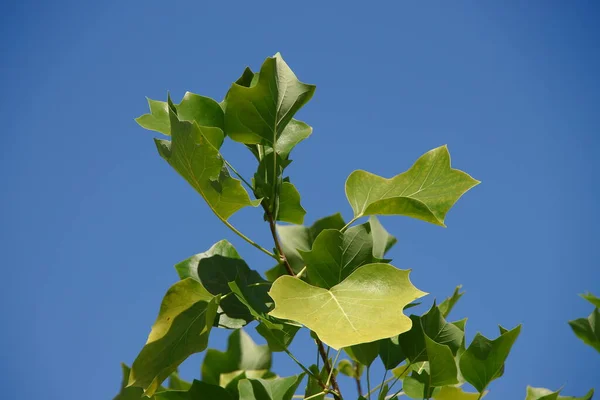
[317, 339, 343, 400]
[265, 208, 295, 275]
[377, 369, 388, 399]
[219, 216, 277, 259]
[223, 158, 254, 191]
[326, 349, 341, 388]
[353, 361, 363, 397]
[340, 215, 361, 233]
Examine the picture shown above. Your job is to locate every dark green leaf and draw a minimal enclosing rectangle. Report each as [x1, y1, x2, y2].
[300, 224, 374, 289]
[345, 145, 479, 226]
[277, 182, 306, 224]
[155, 107, 260, 221]
[238, 375, 304, 400]
[424, 333, 458, 386]
[378, 335, 405, 370]
[459, 324, 521, 393]
[154, 380, 233, 400]
[167, 370, 191, 390]
[201, 329, 272, 386]
[569, 308, 600, 353]
[305, 365, 327, 400]
[255, 321, 300, 352]
[403, 369, 439, 399]
[128, 279, 218, 396]
[345, 340, 380, 367]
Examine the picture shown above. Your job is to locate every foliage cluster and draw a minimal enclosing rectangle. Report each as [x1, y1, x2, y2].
[115, 54, 596, 400]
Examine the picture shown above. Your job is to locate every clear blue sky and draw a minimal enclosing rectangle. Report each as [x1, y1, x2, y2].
[1, 1, 598, 399]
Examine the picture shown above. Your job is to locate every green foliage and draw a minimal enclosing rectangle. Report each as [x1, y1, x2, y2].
[116, 53, 596, 400]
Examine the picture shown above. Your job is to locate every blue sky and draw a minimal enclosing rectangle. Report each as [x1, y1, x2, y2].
[1, 1, 599, 399]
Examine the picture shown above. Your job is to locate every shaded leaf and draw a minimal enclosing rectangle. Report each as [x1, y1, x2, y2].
[369, 216, 397, 259]
[255, 321, 300, 352]
[175, 240, 269, 328]
[403, 369, 439, 399]
[155, 106, 260, 221]
[201, 329, 272, 386]
[569, 308, 600, 353]
[424, 333, 458, 386]
[154, 380, 233, 400]
[114, 363, 163, 400]
[266, 213, 346, 279]
[345, 340, 380, 367]
[459, 324, 521, 393]
[345, 145, 479, 226]
[337, 359, 363, 379]
[128, 279, 218, 396]
[269, 263, 427, 349]
[438, 285, 465, 318]
[238, 375, 304, 400]
[378, 335, 405, 370]
[305, 365, 327, 400]
[167, 371, 191, 390]
[300, 224, 374, 289]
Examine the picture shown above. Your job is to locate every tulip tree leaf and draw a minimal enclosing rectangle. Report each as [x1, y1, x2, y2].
[337, 359, 363, 379]
[255, 321, 300, 352]
[114, 363, 164, 400]
[569, 308, 600, 353]
[345, 145, 479, 226]
[300, 224, 374, 289]
[378, 335, 405, 370]
[277, 182, 306, 224]
[424, 333, 458, 386]
[580, 292, 600, 308]
[369, 216, 397, 259]
[398, 303, 464, 363]
[268, 263, 427, 349]
[201, 329, 272, 386]
[224, 53, 315, 146]
[238, 375, 305, 400]
[438, 285, 465, 318]
[459, 324, 521, 393]
[266, 213, 346, 279]
[128, 279, 219, 397]
[403, 369, 439, 400]
[167, 371, 191, 390]
[525, 387, 594, 400]
[154, 380, 233, 400]
[175, 240, 270, 329]
[137, 93, 225, 149]
[345, 340, 380, 367]
[155, 106, 260, 221]
[433, 386, 483, 400]
[304, 364, 327, 400]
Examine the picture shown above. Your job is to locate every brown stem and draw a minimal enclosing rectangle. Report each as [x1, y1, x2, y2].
[354, 361, 363, 397]
[316, 339, 342, 400]
[264, 206, 342, 399]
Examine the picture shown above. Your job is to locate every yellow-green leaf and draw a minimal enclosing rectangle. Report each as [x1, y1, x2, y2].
[433, 386, 484, 400]
[345, 145, 479, 226]
[268, 263, 427, 349]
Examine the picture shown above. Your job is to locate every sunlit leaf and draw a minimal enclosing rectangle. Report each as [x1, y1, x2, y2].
[438, 285, 465, 318]
[459, 324, 521, 393]
[238, 375, 305, 400]
[201, 329, 272, 386]
[526, 386, 594, 400]
[569, 307, 600, 353]
[277, 182, 306, 224]
[128, 279, 218, 396]
[155, 105, 260, 221]
[369, 216, 397, 260]
[580, 292, 600, 308]
[337, 359, 363, 379]
[345, 145, 479, 226]
[268, 263, 427, 349]
[433, 386, 483, 400]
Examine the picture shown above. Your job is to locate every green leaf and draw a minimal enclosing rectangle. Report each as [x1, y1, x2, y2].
[424, 333, 458, 386]
[345, 340, 380, 367]
[345, 145, 479, 226]
[137, 93, 224, 148]
[175, 240, 270, 329]
[305, 365, 328, 400]
[580, 292, 600, 308]
[438, 285, 465, 318]
[238, 375, 305, 400]
[268, 263, 427, 349]
[525, 386, 593, 400]
[433, 386, 483, 400]
[569, 308, 600, 353]
[155, 106, 260, 221]
[459, 324, 521, 393]
[398, 303, 464, 363]
[201, 329, 272, 386]
[224, 53, 315, 146]
[167, 370, 191, 390]
[369, 216, 397, 259]
[277, 182, 306, 224]
[378, 335, 405, 370]
[266, 213, 346, 279]
[128, 279, 218, 397]
[403, 369, 439, 399]
[114, 363, 162, 400]
[300, 224, 374, 289]
[255, 321, 300, 352]
[337, 359, 363, 379]
[154, 380, 233, 400]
